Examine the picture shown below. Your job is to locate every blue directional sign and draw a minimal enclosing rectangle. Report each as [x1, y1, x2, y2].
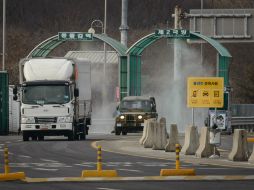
[155, 29, 190, 38]
[58, 32, 93, 41]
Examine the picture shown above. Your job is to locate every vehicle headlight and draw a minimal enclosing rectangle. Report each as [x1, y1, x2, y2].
[138, 115, 143, 120]
[120, 115, 125, 120]
[21, 117, 35, 124]
[58, 116, 73, 123]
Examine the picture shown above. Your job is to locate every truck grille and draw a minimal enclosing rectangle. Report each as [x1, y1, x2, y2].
[126, 115, 135, 121]
[35, 117, 57, 124]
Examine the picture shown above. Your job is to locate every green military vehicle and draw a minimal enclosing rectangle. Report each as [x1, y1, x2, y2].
[114, 96, 158, 135]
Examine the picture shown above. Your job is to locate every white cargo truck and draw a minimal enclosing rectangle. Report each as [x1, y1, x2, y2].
[13, 57, 92, 141]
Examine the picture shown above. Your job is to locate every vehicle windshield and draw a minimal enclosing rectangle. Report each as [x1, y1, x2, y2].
[22, 85, 70, 105]
[119, 100, 152, 112]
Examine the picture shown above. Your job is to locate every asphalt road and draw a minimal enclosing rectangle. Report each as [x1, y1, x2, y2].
[0, 134, 253, 190]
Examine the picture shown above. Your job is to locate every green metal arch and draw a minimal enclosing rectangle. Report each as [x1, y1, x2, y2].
[126, 31, 232, 98]
[27, 34, 127, 58]
[127, 32, 231, 58]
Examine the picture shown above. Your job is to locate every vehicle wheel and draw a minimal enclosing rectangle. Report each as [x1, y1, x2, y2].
[122, 131, 127, 135]
[31, 135, 37, 141]
[80, 133, 86, 140]
[23, 132, 29, 141]
[68, 131, 74, 141]
[115, 127, 121, 136]
[38, 135, 44, 141]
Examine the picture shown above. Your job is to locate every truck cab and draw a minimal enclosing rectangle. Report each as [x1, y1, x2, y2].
[114, 96, 157, 135]
[14, 57, 92, 141]
[20, 80, 79, 141]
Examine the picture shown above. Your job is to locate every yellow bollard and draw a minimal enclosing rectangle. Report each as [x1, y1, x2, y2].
[0, 145, 26, 181]
[4, 146, 10, 174]
[81, 145, 118, 177]
[97, 146, 102, 171]
[160, 144, 195, 176]
[175, 144, 180, 170]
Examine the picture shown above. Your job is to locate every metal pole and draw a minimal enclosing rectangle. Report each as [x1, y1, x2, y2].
[2, 0, 6, 71]
[120, 0, 128, 46]
[192, 108, 195, 126]
[103, 0, 107, 79]
[173, 5, 182, 81]
[101, 0, 107, 115]
[200, 0, 203, 65]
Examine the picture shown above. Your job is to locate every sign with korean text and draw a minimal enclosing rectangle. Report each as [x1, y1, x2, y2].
[155, 29, 190, 38]
[187, 77, 224, 108]
[58, 32, 93, 41]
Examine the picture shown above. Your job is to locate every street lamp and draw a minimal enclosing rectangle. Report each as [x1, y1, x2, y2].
[88, 20, 104, 34]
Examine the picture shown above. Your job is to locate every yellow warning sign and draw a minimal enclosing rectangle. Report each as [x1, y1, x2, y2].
[187, 77, 224, 108]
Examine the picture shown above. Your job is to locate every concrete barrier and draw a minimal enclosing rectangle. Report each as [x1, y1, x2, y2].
[248, 145, 254, 163]
[143, 120, 156, 148]
[165, 124, 181, 152]
[160, 117, 168, 148]
[228, 129, 250, 161]
[195, 127, 219, 158]
[152, 118, 168, 150]
[139, 119, 149, 145]
[181, 125, 199, 155]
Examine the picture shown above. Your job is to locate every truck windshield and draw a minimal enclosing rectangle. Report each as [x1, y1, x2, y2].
[119, 100, 152, 112]
[22, 85, 70, 105]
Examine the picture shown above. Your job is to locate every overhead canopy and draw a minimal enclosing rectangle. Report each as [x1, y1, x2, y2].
[27, 34, 127, 58]
[127, 32, 232, 58]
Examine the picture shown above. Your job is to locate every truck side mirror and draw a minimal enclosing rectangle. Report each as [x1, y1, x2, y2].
[13, 86, 18, 95]
[74, 88, 79, 97]
[13, 86, 18, 101]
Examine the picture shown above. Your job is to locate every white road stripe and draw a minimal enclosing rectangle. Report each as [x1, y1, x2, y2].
[18, 155, 32, 159]
[97, 188, 121, 190]
[40, 159, 58, 162]
[33, 168, 59, 171]
[118, 168, 142, 173]
[74, 164, 94, 167]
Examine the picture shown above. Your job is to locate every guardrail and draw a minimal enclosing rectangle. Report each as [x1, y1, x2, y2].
[231, 116, 254, 126]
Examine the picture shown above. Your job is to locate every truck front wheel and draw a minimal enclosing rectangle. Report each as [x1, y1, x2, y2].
[68, 131, 74, 141]
[115, 127, 121, 135]
[23, 132, 29, 141]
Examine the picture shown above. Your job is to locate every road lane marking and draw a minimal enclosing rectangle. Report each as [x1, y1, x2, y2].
[18, 155, 32, 159]
[33, 168, 59, 171]
[40, 159, 58, 162]
[118, 168, 142, 173]
[74, 164, 94, 167]
[97, 188, 121, 190]
[10, 162, 72, 168]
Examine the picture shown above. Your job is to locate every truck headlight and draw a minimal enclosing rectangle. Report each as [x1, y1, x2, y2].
[21, 117, 35, 124]
[58, 116, 73, 123]
[120, 115, 125, 120]
[138, 115, 143, 120]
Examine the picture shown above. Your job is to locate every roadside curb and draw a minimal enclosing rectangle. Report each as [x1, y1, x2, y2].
[22, 175, 254, 183]
[92, 140, 254, 169]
